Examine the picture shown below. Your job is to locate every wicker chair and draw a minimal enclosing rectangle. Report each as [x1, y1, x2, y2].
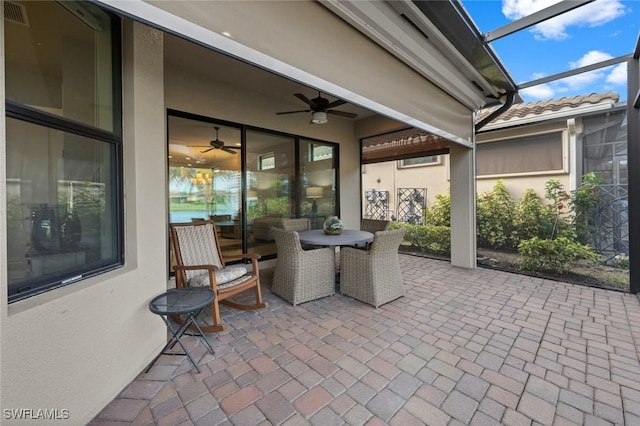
[282, 218, 310, 232]
[339, 228, 406, 308]
[272, 228, 335, 306]
[361, 218, 391, 233]
[170, 220, 266, 332]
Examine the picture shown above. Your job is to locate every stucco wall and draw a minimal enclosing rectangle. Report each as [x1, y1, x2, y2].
[362, 159, 450, 213]
[0, 22, 168, 424]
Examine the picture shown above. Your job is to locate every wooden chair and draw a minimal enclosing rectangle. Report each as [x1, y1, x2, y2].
[170, 220, 266, 332]
[340, 228, 406, 308]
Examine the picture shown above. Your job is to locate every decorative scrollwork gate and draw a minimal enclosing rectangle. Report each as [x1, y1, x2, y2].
[364, 190, 389, 220]
[592, 184, 628, 262]
[396, 188, 426, 225]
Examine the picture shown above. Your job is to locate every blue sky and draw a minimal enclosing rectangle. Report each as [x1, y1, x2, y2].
[461, 0, 638, 103]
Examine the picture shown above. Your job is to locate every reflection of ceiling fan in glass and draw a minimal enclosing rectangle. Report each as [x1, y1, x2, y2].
[190, 126, 239, 154]
[276, 91, 358, 124]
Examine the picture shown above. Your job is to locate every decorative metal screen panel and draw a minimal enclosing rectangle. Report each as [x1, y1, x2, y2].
[397, 188, 426, 225]
[364, 190, 389, 220]
[592, 184, 628, 261]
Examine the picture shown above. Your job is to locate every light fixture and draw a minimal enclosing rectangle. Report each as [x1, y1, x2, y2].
[310, 111, 328, 124]
[306, 186, 323, 215]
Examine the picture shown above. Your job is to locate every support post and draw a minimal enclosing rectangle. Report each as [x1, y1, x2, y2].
[449, 143, 477, 268]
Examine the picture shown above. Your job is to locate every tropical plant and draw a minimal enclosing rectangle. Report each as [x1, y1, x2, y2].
[569, 172, 602, 244]
[518, 236, 598, 274]
[423, 193, 451, 227]
[477, 180, 516, 250]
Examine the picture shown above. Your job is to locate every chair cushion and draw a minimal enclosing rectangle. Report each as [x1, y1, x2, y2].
[188, 265, 249, 289]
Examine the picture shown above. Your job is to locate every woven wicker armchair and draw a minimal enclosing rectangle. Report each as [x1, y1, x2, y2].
[361, 218, 391, 233]
[340, 228, 406, 308]
[170, 220, 266, 332]
[282, 218, 310, 232]
[272, 228, 335, 306]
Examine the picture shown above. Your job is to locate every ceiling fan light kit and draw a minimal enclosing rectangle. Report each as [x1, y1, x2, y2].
[311, 111, 328, 124]
[276, 91, 357, 124]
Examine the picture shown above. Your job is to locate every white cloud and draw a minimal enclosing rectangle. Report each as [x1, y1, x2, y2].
[561, 50, 613, 89]
[520, 84, 556, 100]
[606, 63, 627, 85]
[569, 50, 614, 68]
[521, 50, 626, 101]
[502, 0, 626, 40]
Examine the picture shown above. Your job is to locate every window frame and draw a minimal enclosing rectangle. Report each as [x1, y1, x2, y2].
[5, 9, 123, 303]
[258, 152, 276, 170]
[396, 155, 441, 169]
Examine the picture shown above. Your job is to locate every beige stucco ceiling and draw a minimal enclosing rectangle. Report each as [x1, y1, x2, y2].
[164, 33, 379, 165]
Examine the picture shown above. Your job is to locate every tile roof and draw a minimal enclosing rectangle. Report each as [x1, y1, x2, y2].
[476, 92, 620, 126]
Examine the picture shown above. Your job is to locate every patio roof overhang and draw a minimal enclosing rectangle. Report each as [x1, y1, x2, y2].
[362, 128, 450, 164]
[96, 0, 521, 148]
[321, 0, 519, 111]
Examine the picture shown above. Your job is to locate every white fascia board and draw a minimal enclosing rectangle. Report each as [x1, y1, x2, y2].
[479, 101, 615, 131]
[95, 0, 472, 147]
[321, 0, 495, 109]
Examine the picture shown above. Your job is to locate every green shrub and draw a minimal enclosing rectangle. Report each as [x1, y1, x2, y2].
[514, 189, 557, 241]
[543, 179, 571, 239]
[570, 172, 602, 244]
[477, 180, 516, 250]
[390, 222, 450, 256]
[424, 193, 450, 227]
[518, 237, 598, 274]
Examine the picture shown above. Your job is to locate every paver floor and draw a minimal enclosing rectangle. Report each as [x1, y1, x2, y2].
[91, 255, 640, 425]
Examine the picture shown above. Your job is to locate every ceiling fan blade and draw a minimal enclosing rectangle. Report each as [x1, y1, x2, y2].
[221, 146, 238, 154]
[326, 99, 347, 109]
[200, 147, 214, 153]
[276, 109, 311, 115]
[294, 93, 315, 107]
[327, 109, 358, 119]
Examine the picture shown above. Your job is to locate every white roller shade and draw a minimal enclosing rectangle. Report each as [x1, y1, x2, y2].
[98, 0, 474, 145]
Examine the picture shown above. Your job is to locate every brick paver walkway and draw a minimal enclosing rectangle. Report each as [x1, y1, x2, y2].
[91, 255, 640, 425]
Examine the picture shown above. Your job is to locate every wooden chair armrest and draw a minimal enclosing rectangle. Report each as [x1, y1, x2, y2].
[173, 264, 219, 272]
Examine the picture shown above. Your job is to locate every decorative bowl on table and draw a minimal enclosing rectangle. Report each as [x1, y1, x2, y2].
[323, 216, 343, 235]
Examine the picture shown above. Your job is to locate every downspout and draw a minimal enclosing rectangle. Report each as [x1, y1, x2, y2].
[474, 92, 517, 132]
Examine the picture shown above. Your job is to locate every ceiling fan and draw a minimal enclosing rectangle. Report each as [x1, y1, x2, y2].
[196, 126, 239, 154]
[276, 91, 358, 124]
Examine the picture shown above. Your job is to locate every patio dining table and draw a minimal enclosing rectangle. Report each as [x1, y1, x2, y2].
[298, 229, 373, 290]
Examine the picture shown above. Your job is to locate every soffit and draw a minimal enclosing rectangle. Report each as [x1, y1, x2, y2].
[322, 0, 518, 109]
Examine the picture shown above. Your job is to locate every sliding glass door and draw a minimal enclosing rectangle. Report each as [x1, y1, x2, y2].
[167, 111, 339, 261]
[245, 130, 295, 256]
[300, 139, 338, 229]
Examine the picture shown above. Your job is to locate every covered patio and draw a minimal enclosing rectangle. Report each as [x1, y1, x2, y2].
[92, 255, 640, 425]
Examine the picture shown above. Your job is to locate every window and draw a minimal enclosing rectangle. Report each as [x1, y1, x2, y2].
[258, 152, 275, 170]
[309, 143, 333, 161]
[477, 132, 564, 176]
[5, 1, 122, 302]
[397, 155, 440, 168]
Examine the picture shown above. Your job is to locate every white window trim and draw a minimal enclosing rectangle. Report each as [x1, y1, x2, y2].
[396, 155, 442, 169]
